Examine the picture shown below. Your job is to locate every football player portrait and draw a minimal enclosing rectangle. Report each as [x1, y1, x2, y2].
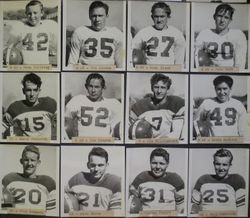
[192, 75, 247, 140]
[63, 73, 123, 142]
[190, 148, 248, 217]
[63, 146, 124, 216]
[2, 0, 59, 67]
[128, 73, 186, 142]
[1, 145, 58, 216]
[127, 148, 186, 215]
[66, 0, 125, 69]
[129, 1, 187, 68]
[2, 73, 58, 141]
[193, 3, 248, 70]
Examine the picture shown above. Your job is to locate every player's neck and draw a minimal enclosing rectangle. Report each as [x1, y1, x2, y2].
[214, 27, 229, 35]
[87, 96, 103, 102]
[152, 96, 167, 105]
[23, 173, 37, 179]
[24, 100, 39, 107]
[153, 25, 168, 31]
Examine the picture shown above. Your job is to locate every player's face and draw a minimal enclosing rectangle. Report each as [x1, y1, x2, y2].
[87, 155, 108, 181]
[20, 151, 40, 178]
[215, 82, 231, 103]
[150, 156, 168, 178]
[26, 5, 43, 27]
[214, 10, 231, 32]
[214, 156, 231, 179]
[89, 7, 107, 31]
[86, 78, 104, 101]
[151, 8, 168, 30]
[152, 80, 168, 101]
[23, 81, 41, 105]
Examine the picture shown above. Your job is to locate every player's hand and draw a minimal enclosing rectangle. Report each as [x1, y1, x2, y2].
[46, 113, 57, 128]
[3, 113, 14, 126]
[75, 192, 89, 207]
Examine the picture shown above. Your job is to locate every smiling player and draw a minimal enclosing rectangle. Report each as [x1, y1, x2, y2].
[4, 0, 58, 65]
[64, 147, 121, 212]
[2, 73, 57, 139]
[68, 1, 124, 68]
[129, 73, 185, 139]
[1, 145, 56, 214]
[64, 73, 121, 139]
[193, 75, 246, 137]
[132, 2, 185, 66]
[194, 3, 247, 69]
[128, 148, 184, 214]
[191, 149, 246, 216]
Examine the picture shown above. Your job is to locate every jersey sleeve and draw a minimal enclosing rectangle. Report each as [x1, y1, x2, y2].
[113, 28, 124, 68]
[65, 96, 81, 119]
[173, 29, 186, 65]
[234, 30, 247, 70]
[68, 28, 82, 65]
[132, 30, 144, 50]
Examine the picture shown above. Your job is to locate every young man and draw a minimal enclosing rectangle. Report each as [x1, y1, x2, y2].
[64, 73, 121, 139]
[2, 145, 56, 214]
[3, 0, 58, 65]
[128, 148, 185, 214]
[129, 73, 185, 139]
[64, 147, 121, 212]
[195, 3, 247, 69]
[193, 75, 246, 137]
[68, 1, 124, 68]
[2, 73, 57, 140]
[191, 149, 246, 216]
[132, 2, 185, 65]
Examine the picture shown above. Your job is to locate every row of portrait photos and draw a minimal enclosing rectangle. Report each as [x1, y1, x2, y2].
[0, 0, 250, 72]
[0, 72, 249, 144]
[0, 144, 249, 217]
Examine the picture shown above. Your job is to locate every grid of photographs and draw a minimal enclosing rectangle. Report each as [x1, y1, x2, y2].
[0, 0, 250, 217]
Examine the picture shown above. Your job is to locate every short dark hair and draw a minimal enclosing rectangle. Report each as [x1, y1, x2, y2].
[213, 75, 233, 88]
[88, 147, 108, 163]
[25, 0, 44, 13]
[151, 2, 171, 18]
[151, 73, 172, 90]
[89, 1, 109, 15]
[22, 145, 40, 160]
[213, 3, 234, 20]
[150, 148, 169, 163]
[213, 148, 233, 164]
[85, 73, 106, 89]
[22, 73, 42, 88]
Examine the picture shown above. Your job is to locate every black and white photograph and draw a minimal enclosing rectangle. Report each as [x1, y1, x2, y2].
[126, 72, 188, 144]
[0, 144, 59, 216]
[191, 3, 249, 72]
[63, 0, 126, 71]
[62, 72, 124, 144]
[188, 0, 247, 2]
[1, 72, 60, 143]
[61, 145, 125, 217]
[127, 1, 190, 71]
[1, 0, 61, 71]
[190, 74, 250, 143]
[126, 147, 188, 217]
[188, 148, 249, 217]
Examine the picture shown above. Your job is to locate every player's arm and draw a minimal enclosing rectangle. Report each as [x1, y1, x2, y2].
[167, 106, 185, 139]
[190, 188, 202, 214]
[114, 33, 124, 68]
[131, 32, 146, 66]
[46, 189, 56, 215]
[128, 184, 142, 214]
[174, 32, 186, 65]
[194, 32, 206, 68]
[68, 30, 82, 65]
[175, 188, 185, 214]
[234, 31, 247, 70]
[3, 112, 14, 127]
[237, 106, 247, 137]
[64, 98, 80, 139]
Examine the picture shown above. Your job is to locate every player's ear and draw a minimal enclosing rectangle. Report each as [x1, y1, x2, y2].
[20, 158, 23, 164]
[87, 161, 90, 169]
[22, 88, 25, 95]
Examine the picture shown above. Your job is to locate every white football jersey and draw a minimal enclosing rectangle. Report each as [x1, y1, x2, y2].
[2, 173, 56, 213]
[11, 20, 57, 64]
[195, 98, 246, 137]
[191, 174, 245, 213]
[195, 29, 247, 69]
[68, 26, 123, 65]
[132, 25, 185, 65]
[65, 95, 121, 137]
